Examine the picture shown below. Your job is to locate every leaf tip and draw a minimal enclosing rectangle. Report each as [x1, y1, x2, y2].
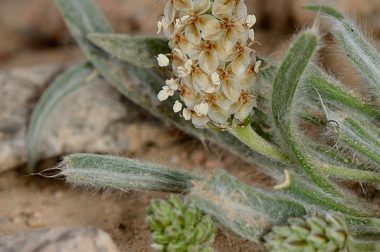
[303, 5, 345, 20]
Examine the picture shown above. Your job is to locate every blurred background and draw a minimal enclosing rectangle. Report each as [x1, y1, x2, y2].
[0, 1, 379, 251]
[1, 0, 379, 68]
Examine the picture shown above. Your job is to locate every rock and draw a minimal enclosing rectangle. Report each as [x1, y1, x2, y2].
[0, 65, 168, 172]
[0, 227, 119, 252]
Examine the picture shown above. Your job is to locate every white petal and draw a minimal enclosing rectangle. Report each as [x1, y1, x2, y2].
[183, 108, 192, 120]
[193, 0, 210, 14]
[231, 53, 250, 76]
[199, 15, 223, 41]
[235, 99, 255, 121]
[194, 102, 209, 116]
[157, 54, 170, 67]
[193, 69, 214, 92]
[239, 65, 257, 90]
[248, 29, 255, 42]
[254, 60, 263, 73]
[173, 0, 193, 11]
[166, 78, 179, 90]
[223, 29, 238, 54]
[234, 0, 247, 20]
[214, 39, 231, 60]
[222, 77, 240, 102]
[173, 100, 183, 113]
[177, 66, 189, 77]
[246, 15, 257, 28]
[157, 89, 170, 101]
[180, 84, 198, 107]
[208, 105, 230, 124]
[199, 51, 218, 75]
[185, 23, 202, 45]
[191, 114, 209, 127]
[211, 72, 221, 86]
[164, 0, 176, 23]
[212, 0, 233, 18]
[157, 21, 163, 34]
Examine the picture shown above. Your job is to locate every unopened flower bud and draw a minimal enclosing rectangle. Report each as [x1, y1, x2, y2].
[173, 100, 183, 113]
[183, 108, 192, 120]
[157, 54, 170, 67]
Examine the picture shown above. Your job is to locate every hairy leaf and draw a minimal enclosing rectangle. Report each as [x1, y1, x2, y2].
[27, 63, 95, 171]
[190, 169, 306, 241]
[272, 30, 338, 194]
[306, 5, 380, 94]
[88, 33, 171, 68]
[59, 153, 198, 192]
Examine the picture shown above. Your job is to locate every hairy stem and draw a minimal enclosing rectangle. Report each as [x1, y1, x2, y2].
[228, 125, 289, 164]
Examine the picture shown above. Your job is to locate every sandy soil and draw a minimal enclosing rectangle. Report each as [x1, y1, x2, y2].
[0, 128, 269, 251]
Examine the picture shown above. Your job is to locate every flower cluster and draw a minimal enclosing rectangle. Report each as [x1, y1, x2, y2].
[156, 0, 261, 128]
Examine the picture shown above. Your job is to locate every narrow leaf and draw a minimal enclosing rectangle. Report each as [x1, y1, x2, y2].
[190, 169, 306, 241]
[306, 5, 380, 94]
[88, 33, 171, 68]
[304, 67, 380, 121]
[27, 63, 95, 171]
[59, 153, 198, 193]
[272, 30, 339, 194]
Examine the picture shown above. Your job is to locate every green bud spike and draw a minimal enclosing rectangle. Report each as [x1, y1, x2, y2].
[147, 195, 216, 252]
[264, 214, 349, 252]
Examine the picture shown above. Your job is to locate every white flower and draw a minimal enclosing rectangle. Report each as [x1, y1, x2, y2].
[177, 59, 193, 77]
[248, 29, 255, 42]
[157, 86, 175, 101]
[166, 78, 179, 90]
[157, 54, 170, 67]
[183, 108, 192, 120]
[211, 72, 221, 86]
[157, 20, 163, 34]
[254, 60, 263, 73]
[246, 15, 256, 28]
[173, 100, 183, 112]
[194, 102, 209, 116]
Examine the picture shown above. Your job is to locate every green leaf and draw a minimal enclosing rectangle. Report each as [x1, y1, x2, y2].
[304, 67, 380, 121]
[59, 153, 198, 193]
[334, 114, 380, 166]
[27, 63, 96, 171]
[272, 30, 338, 194]
[286, 172, 378, 218]
[190, 169, 306, 241]
[55, 0, 112, 34]
[306, 5, 380, 94]
[88, 33, 171, 68]
[303, 5, 344, 20]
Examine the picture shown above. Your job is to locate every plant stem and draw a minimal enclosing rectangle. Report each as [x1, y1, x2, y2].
[228, 125, 289, 164]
